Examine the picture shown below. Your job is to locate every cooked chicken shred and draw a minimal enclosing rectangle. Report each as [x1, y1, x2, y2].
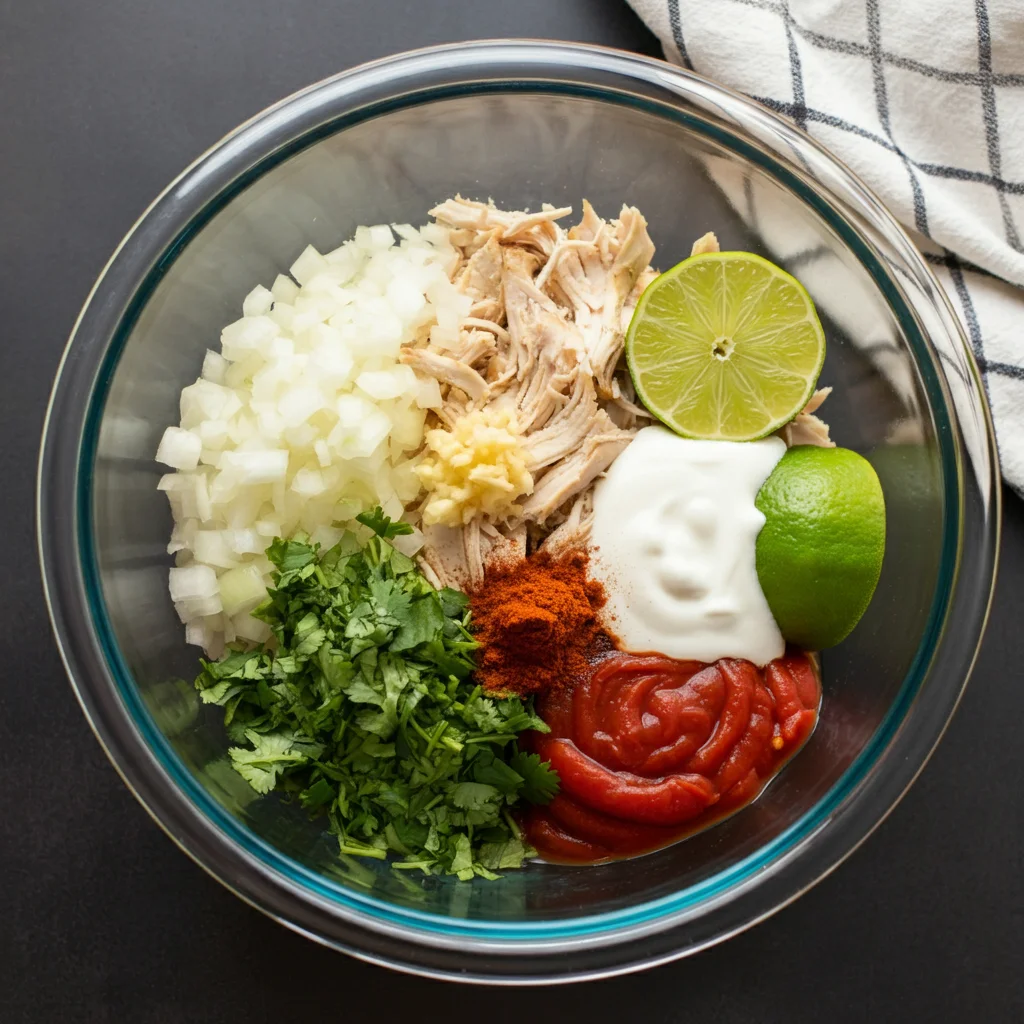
[779, 387, 835, 448]
[690, 231, 720, 256]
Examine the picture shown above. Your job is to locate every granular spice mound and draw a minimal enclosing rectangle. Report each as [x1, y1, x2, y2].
[468, 549, 608, 697]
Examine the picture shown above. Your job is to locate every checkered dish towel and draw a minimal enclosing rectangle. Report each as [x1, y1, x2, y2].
[628, 0, 1024, 492]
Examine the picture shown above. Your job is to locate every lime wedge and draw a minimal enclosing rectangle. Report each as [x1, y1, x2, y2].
[625, 252, 826, 441]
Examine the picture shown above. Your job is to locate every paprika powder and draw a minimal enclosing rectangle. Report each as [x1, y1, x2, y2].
[469, 549, 608, 697]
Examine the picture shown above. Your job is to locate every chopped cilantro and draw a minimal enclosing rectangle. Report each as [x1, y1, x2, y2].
[195, 508, 557, 879]
[509, 750, 561, 805]
[355, 506, 414, 539]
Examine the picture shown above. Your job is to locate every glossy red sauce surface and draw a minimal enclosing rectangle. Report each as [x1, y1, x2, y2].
[523, 648, 821, 863]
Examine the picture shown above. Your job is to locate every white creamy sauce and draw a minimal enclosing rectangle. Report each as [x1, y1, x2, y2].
[590, 426, 786, 666]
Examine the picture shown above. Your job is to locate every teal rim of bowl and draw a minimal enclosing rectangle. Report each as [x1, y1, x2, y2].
[76, 80, 959, 942]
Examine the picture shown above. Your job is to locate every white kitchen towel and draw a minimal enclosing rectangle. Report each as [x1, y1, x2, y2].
[627, 0, 1024, 492]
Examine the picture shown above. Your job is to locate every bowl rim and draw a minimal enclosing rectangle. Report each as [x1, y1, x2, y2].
[37, 40, 1000, 983]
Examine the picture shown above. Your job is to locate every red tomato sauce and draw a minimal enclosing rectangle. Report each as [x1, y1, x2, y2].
[522, 648, 821, 863]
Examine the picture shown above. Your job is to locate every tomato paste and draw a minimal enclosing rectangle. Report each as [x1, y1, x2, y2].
[524, 648, 821, 863]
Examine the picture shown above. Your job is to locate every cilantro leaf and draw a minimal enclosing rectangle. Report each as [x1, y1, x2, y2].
[200, 648, 259, 681]
[478, 837, 530, 871]
[342, 678, 384, 706]
[228, 730, 321, 794]
[449, 833, 474, 879]
[356, 507, 414, 539]
[391, 594, 445, 652]
[300, 777, 336, 809]
[317, 647, 354, 690]
[509, 750, 560, 805]
[449, 782, 502, 811]
[265, 537, 318, 573]
[197, 679, 242, 705]
[438, 587, 469, 618]
[471, 752, 526, 795]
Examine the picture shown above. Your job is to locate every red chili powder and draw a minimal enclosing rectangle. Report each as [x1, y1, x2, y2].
[468, 549, 608, 697]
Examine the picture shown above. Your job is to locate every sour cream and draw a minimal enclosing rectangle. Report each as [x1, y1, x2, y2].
[590, 426, 786, 666]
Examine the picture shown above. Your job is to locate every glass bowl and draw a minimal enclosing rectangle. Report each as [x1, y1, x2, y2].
[38, 42, 999, 983]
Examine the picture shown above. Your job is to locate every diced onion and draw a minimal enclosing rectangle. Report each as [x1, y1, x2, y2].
[242, 284, 274, 317]
[193, 530, 241, 569]
[219, 449, 289, 484]
[271, 273, 299, 304]
[201, 350, 229, 385]
[356, 365, 417, 401]
[290, 245, 330, 286]
[232, 612, 272, 644]
[415, 376, 443, 409]
[218, 563, 269, 617]
[156, 427, 202, 471]
[169, 564, 219, 603]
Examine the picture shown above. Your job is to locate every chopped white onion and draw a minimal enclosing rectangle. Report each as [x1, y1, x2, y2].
[242, 284, 274, 318]
[218, 563, 269, 617]
[290, 467, 325, 497]
[415, 376, 443, 409]
[271, 273, 299, 304]
[278, 385, 325, 426]
[391, 526, 425, 556]
[254, 518, 281, 538]
[219, 449, 289, 483]
[185, 619, 213, 649]
[155, 427, 202, 471]
[174, 595, 222, 620]
[356, 365, 417, 401]
[314, 439, 332, 468]
[169, 564, 219, 603]
[193, 530, 241, 569]
[201, 350, 229, 385]
[232, 612, 272, 644]
[290, 245, 330, 286]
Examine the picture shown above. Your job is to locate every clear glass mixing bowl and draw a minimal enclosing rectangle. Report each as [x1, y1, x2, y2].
[38, 42, 999, 983]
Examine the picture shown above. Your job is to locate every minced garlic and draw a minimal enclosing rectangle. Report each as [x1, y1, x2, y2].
[415, 408, 534, 526]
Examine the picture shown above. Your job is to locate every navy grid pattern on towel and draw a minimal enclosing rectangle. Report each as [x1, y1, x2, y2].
[628, 0, 1024, 492]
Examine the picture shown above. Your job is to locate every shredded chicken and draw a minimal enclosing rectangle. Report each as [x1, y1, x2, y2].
[779, 388, 835, 448]
[546, 201, 656, 396]
[447, 329, 496, 369]
[539, 491, 594, 556]
[690, 231, 721, 256]
[417, 523, 472, 590]
[454, 235, 505, 322]
[470, 520, 527, 586]
[401, 347, 490, 408]
[429, 197, 516, 234]
[521, 415, 633, 521]
[606, 376, 654, 430]
[522, 373, 600, 471]
[417, 519, 527, 589]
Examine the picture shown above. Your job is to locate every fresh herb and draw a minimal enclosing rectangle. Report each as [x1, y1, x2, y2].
[195, 508, 558, 880]
[509, 750, 562, 805]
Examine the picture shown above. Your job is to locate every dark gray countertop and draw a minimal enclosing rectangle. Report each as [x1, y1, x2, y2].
[2, 1, 1021, 1020]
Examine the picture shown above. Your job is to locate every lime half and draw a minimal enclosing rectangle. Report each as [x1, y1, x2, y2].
[626, 252, 826, 441]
